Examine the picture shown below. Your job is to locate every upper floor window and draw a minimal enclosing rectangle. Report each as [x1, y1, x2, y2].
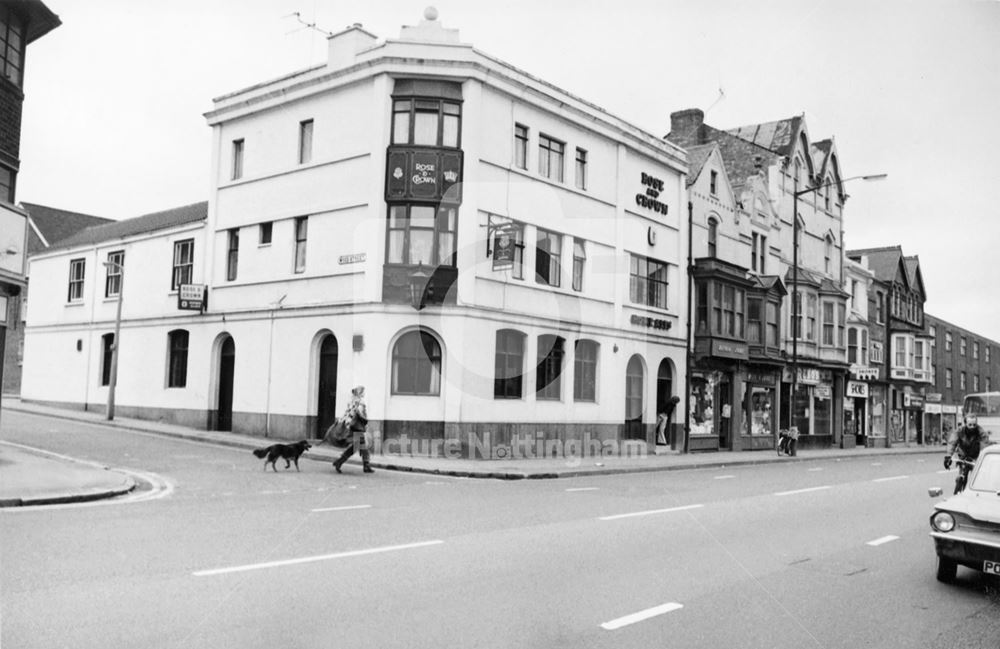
[391, 329, 442, 395]
[574, 339, 598, 402]
[710, 170, 718, 195]
[824, 236, 833, 275]
[987, 345, 992, 364]
[630, 255, 669, 310]
[67, 259, 85, 302]
[707, 218, 718, 257]
[806, 294, 817, 342]
[298, 119, 313, 164]
[987, 377, 992, 392]
[172, 239, 194, 290]
[226, 229, 239, 281]
[822, 301, 835, 346]
[536, 334, 565, 400]
[824, 181, 831, 211]
[571, 238, 586, 292]
[494, 329, 525, 399]
[848, 328, 859, 363]
[0, 164, 13, 203]
[575, 148, 588, 190]
[538, 134, 564, 182]
[259, 222, 272, 245]
[929, 324, 936, 339]
[973, 341, 979, 360]
[0, 8, 25, 87]
[705, 282, 745, 338]
[293, 217, 308, 273]
[973, 374, 980, 392]
[960, 336, 967, 356]
[514, 124, 528, 169]
[167, 329, 189, 388]
[535, 228, 562, 287]
[767, 300, 780, 346]
[751, 232, 766, 273]
[392, 98, 461, 148]
[875, 292, 885, 324]
[105, 251, 124, 298]
[945, 368, 952, 389]
[945, 331, 953, 352]
[960, 371, 966, 391]
[387, 205, 457, 267]
[231, 139, 244, 180]
[747, 297, 763, 344]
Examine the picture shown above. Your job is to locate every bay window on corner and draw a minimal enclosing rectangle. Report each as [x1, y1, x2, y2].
[392, 98, 462, 148]
[387, 205, 457, 267]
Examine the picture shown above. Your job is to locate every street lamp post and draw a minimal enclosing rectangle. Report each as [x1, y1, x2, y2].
[790, 173, 886, 450]
[103, 260, 124, 421]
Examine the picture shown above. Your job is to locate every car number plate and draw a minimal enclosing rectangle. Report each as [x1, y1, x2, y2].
[984, 561, 1000, 575]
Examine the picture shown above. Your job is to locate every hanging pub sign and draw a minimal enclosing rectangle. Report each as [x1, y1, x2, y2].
[491, 222, 520, 271]
[178, 284, 207, 312]
[385, 147, 463, 202]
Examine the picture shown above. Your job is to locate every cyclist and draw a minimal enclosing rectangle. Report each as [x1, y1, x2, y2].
[944, 414, 993, 492]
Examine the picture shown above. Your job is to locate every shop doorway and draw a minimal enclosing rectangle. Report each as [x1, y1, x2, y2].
[316, 334, 339, 437]
[216, 336, 235, 432]
[717, 379, 732, 449]
[655, 360, 675, 447]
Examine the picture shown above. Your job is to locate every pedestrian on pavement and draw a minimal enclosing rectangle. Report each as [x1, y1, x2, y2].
[944, 413, 992, 470]
[333, 385, 374, 474]
[656, 395, 681, 445]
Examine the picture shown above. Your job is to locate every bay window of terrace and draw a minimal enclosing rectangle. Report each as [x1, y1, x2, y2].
[692, 259, 752, 350]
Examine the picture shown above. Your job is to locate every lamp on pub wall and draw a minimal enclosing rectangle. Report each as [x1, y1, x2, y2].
[409, 262, 431, 311]
[790, 173, 886, 434]
[102, 259, 125, 421]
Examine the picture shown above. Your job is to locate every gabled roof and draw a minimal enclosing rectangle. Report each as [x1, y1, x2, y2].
[846, 246, 907, 285]
[20, 203, 114, 255]
[726, 116, 803, 157]
[685, 143, 716, 187]
[904, 255, 926, 300]
[45, 202, 208, 252]
[750, 274, 787, 296]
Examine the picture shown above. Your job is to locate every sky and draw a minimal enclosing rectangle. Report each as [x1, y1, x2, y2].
[16, 0, 1000, 342]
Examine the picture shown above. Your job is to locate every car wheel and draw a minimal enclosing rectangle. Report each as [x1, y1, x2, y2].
[936, 556, 957, 583]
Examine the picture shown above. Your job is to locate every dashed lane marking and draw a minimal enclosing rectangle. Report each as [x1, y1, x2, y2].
[807, 467, 823, 472]
[566, 487, 599, 492]
[192, 540, 445, 577]
[867, 535, 899, 546]
[774, 486, 831, 497]
[599, 504, 703, 521]
[601, 602, 684, 630]
[872, 475, 908, 483]
[311, 505, 372, 512]
[713, 475, 735, 480]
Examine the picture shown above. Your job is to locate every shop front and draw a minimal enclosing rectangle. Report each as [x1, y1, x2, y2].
[780, 366, 837, 450]
[740, 368, 780, 450]
[844, 379, 868, 448]
[869, 383, 888, 448]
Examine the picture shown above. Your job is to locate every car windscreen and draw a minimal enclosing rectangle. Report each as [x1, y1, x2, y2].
[970, 454, 1000, 493]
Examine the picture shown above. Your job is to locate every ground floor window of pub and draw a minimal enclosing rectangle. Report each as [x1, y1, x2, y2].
[494, 329, 525, 399]
[168, 329, 189, 388]
[387, 205, 457, 266]
[536, 334, 565, 400]
[392, 330, 442, 395]
[574, 339, 598, 402]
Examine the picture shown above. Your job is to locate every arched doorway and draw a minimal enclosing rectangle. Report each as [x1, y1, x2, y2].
[216, 336, 235, 431]
[316, 334, 339, 437]
[624, 354, 645, 440]
[656, 359, 675, 447]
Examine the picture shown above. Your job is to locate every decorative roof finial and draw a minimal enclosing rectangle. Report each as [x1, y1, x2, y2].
[424, 6, 439, 20]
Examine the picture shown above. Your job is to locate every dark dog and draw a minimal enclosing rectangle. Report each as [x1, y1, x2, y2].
[252, 440, 312, 472]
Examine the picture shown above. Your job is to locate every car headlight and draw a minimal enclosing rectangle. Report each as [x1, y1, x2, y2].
[931, 511, 956, 532]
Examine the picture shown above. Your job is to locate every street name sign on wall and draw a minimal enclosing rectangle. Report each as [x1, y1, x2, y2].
[178, 284, 207, 312]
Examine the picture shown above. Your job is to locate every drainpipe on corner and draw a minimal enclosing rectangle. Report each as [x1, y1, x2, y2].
[684, 200, 694, 454]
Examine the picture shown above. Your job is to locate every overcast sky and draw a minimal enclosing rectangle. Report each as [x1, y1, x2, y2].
[17, 0, 1000, 342]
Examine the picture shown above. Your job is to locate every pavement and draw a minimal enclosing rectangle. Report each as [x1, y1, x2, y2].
[0, 396, 943, 507]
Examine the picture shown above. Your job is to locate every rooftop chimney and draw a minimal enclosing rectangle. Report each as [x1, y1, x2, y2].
[327, 23, 379, 70]
[667, 108, 705, 147]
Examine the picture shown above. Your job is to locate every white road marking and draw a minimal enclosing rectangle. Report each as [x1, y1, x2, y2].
[424, 481, 448, 485]
[311, 505, 372, 512]
[867, 535, 899, 546]
[873, 475, 908, 483]
[713, 475, 735, 480]
[601, 602, 684, 630]
[566, 487, 599, 492]
[871, 462, 883, 466]
[599, 504, 703, 521]
[774, 486, 831, 497]
[807, 467, 823, 472]
[936, 470, 951, 474]
[192, 540, 445, 577]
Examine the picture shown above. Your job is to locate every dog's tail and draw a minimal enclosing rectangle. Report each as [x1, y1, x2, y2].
[252, 448, 269, 458]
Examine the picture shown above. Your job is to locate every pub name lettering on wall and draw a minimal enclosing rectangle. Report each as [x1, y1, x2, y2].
[636, 172, 669, 215]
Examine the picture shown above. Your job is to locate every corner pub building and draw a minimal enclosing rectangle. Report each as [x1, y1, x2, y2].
[20, 10, 690, 457]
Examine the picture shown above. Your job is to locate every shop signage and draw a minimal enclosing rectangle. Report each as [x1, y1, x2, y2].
[339, 253, 366, 265]
[635, 172, 669, 215]
[385, 148, 463, 202]
[491, 223, 520, 271]
[925, 392, 942, 403]
[748, 370, 777, 386]
[783, 367, 821, 384]
[630, 314, 672, 331]
[850, 366, 879, 381]
[943, 405, 958, 414]
[903, 393, 925, 409]
[925, 404, 942, 414]
[709, 338, 747, 359]
[815, 384, 832, 399]
[178, 284, 208, 311]
[846, 381, 869, 398]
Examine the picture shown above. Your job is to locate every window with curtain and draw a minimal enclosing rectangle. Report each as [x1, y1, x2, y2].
[494, 329, 525, 399]
[172, 239, 194, 290]
[574, 339, 598, 402]
[535, 229, 562, 287]
[168, 329, 189, 388]
[392, 98, 462, 147]
[294, 216, 308, 273]
[391, 330, 442, 395]
[105, 251, 124, 298]
[68, 259, 85, 302]
[387, 205, 457, 267]
[536, 334, 564, 400]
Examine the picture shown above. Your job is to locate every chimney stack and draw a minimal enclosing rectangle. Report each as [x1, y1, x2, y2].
[327, 24, 378, 70]
[667, 108, 705, 147]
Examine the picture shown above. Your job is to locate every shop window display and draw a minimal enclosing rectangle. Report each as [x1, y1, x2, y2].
[742, 386, 775, 436]
[690, 372, 719, 436]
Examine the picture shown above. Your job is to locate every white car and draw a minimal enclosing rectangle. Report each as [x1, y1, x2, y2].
[929, 444, 1000, 582]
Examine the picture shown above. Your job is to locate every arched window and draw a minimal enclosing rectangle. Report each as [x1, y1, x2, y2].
[573, 339, 599, 402]
[494, 329, 526, 399]
[391, 329, 442, 395]
[167, 329, 189, 388]
[707, 218, 718, 257]
[625, 355, 644, 421]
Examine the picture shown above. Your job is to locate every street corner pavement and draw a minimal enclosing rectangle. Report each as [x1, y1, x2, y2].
[0, 443, 135, 507]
